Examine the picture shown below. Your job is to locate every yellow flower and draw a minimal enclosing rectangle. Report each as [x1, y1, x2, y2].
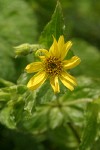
[25, 35, 81, 93]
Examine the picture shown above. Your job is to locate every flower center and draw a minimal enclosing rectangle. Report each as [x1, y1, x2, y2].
[44, 56, 62, 76]
[50, 62, 57, 69]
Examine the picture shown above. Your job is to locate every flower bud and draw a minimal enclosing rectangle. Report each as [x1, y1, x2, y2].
[14, 44, 41, 57]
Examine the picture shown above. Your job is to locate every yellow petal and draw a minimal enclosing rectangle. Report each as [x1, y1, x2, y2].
[25, 62, 43, 73]
[63, 56, 81, 69]
[58, 35, 64, 50]
[58, 35, 64, 57]
[59, 75, 74, 91]
[49, 37, 59, 58]
[61, 71, 77, 86]
[50, 76, 60, 93]
[60, 41, 72, 60]
[27, 71, 47, 90]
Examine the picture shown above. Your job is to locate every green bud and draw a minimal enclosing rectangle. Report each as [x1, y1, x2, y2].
[14, 43, 41, 57]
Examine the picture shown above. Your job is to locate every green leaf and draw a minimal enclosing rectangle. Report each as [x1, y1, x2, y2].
[17, 106, 50, 134]
[62, 76, 100, 101]
[58, 76, 100, 125]
[0, 84, 36, 129]
[48, 107, 64, 129]
[79, 101, 99, 150]
[35, 81, 55, 105]
[72, 39, 100, 78]
[17, 72, 33, 85]
[39, 1, 65, 48]
[0, 106, 16, 129]
[17, 103, 66, 133]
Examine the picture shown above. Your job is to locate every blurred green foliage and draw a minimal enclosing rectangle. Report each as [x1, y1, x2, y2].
[0, 0, 37, 81]
[0, 0, 100, 150]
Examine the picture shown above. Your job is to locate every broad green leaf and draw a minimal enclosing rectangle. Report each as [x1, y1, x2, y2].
[62, 76, 100, 101]
[16, 103, 66, 133]
[17, 106, 50, 134]
[39, 1, 65, 48]
[72, 39, 100, 77]
[57, 76, 100, 125]
[79, 102, 99, 150]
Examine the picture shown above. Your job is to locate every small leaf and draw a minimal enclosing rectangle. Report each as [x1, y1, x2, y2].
[79, 101, 99, 150]
[17, 72, 33, 85]
[49, 107, 64, 129]
[39, 1, 65, 48]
